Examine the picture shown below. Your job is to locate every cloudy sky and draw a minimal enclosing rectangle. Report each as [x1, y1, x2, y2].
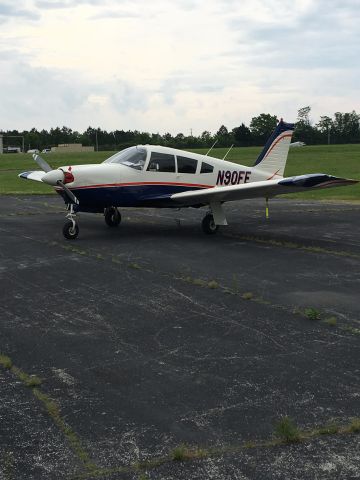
[1, 0, 359, 134]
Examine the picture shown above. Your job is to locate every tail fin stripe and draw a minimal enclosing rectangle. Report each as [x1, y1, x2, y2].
[263, 132, 293, 160]
[254, 119, 295, 167]
[266, 169, 281, 180]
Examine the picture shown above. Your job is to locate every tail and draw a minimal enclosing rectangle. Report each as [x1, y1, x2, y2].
[253, 119, 295, 178]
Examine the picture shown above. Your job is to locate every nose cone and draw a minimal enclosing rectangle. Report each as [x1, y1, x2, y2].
[42, 169, 65, 186]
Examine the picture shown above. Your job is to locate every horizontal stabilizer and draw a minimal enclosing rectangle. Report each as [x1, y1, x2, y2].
[278, 173, 358, 189]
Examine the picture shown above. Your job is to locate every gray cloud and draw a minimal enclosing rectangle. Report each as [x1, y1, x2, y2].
[110, 81, 148, 112]
[159, 72, 224, 105]
[227, 2, 360, 72]
[89, 9, 143, 20]
[0, 3, 40, 21]
[0, 52, 150, 129]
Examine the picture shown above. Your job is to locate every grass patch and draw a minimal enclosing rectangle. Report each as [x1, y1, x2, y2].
[1, 145, 359, 199]
[171, 444, 188, 461]
[0, 354, 96, 472]
[207, 280, 219, 289]
[323, 316, 337, 326]
[25, 375, 42, 387]
[171, 444, 207, 462]
[33, 388, 96, 470]
[128, 262, 141, 270]
[242, 292, 254, 300]
[69, 415, 360, 479]
[3, 451, 14, 480]
[342, 325, 360, 335]
[304, 308, 321, 321]
[317, 423, 340, 435]
[11, 366, 42, 387]
[274, 416, 301, 443]
[347, 418, 360, 433]
[0, 354, 12, 369]
[243, 440, 256, 448]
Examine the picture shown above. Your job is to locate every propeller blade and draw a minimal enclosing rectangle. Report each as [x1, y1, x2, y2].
[57, 181, 79, 205]
[33, 153, 52, 173]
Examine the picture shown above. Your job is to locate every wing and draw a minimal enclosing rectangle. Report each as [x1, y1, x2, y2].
[19, 171, 45, 182]
[171, 174, 358, 206]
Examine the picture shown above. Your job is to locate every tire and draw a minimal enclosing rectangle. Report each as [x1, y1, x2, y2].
[202, 214, 219, 235]
[63, 220, 79, 240]
[105, 207, 121, 227]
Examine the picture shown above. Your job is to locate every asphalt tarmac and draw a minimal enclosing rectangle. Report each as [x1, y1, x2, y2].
[0, 195, 359, 480]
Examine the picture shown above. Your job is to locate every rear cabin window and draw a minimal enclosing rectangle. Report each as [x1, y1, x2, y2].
[177, 156, 198, 174]
[200, 162, 214, 174]
[147, 152, 175, 172]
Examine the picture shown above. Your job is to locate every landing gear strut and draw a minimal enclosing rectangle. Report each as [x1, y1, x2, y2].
[104, 207, 121, 227]
[63, 204, 79, 240]
[201, 213, 219, 234]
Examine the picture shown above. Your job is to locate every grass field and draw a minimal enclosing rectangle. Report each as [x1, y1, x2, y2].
[0, 144, 359, 200]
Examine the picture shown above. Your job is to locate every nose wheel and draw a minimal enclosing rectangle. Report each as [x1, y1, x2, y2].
[63, 204, 79, 240]
[63, 220, 79, 240]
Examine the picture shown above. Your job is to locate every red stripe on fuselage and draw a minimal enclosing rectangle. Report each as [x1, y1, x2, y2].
[55, 181, 214, 191]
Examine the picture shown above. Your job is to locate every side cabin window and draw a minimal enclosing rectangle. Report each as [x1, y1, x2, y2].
[147, 152, 175, 172]
[177, 156, 197, 174]
[200, 162, 214, 174]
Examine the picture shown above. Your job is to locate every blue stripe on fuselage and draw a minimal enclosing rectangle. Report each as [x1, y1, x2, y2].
[58, 184, 208, 211]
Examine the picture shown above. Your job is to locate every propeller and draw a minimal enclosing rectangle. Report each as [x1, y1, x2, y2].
[33, 154, 79, 205]
[33, 153, 52, 173]
[57, 178, 79, 205]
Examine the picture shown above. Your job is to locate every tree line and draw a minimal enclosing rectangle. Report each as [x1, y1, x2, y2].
[1, 107, 360, 152]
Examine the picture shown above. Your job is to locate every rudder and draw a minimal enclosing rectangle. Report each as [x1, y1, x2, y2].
[253, 119, 295, 178]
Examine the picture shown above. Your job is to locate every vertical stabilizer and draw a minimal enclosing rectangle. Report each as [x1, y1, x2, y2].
[253, 119, 295, 177]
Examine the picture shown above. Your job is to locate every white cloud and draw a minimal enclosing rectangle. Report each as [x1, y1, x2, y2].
[0, 0, 359, 133]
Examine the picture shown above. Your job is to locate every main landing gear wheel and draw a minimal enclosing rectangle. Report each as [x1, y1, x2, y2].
[104, 207, 121, 227]
[63, 220, 79, 240]
[202, 213, 219, 235]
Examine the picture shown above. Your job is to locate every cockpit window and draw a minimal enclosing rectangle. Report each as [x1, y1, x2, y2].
[147, 152, 175, 172]
[102, 146, 147, 170]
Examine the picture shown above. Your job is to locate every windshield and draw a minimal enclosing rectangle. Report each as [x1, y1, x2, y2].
[103, 146, 147, 170]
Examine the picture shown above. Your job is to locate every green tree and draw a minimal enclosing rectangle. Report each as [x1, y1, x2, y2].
[200, 131, 213, 147]
[250, 114, 278, 144]
[295, 106, 318, 144]
[215, 125, 232, 147]
[232, 123, 252, 146]
[297, 106, 311, 125]
[316, 116, 333, 144]
[333, 111, 360, 143]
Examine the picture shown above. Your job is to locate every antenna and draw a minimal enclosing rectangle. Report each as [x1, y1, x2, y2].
[206, 139, 218, 156]
[222, 144, 234, 160]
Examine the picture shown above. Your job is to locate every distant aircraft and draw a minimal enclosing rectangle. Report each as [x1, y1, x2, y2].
[19, 119, 358, 239]
[290, 141, 306, 147]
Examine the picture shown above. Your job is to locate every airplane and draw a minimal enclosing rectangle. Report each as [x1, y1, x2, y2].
[19, 119, 358, 240]
[290, 141, 306, 147]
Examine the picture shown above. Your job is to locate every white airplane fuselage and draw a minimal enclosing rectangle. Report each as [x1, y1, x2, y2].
[47, 145, 272, 212]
